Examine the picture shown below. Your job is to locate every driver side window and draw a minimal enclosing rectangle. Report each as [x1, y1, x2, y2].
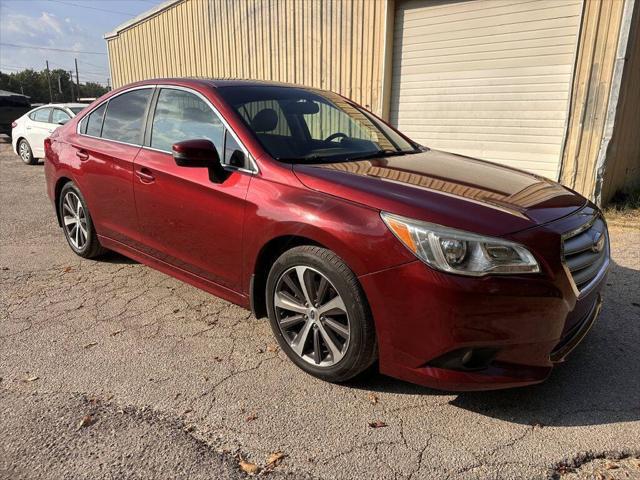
[51, 109, 71, 125]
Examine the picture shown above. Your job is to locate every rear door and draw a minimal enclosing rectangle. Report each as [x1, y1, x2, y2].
[133, 86, 253, 290]
[72, 87, 153, 245]
[28, 107, 53, 157]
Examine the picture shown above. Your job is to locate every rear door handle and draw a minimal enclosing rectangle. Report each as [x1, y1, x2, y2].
[136, 168, 155, 183]
[75, 150, 89, 161]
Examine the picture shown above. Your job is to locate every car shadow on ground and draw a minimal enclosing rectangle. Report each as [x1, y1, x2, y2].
[98, 251, 139, 265]
[349, 259, 640, 428]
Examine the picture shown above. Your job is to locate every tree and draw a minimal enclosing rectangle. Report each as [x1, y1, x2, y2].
[0, 68, 108, 103]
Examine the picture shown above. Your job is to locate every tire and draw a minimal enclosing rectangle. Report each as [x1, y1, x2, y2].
[266, 245, 377, 383]
[18, 139, 36, 165]
[58, 182, 107, 259]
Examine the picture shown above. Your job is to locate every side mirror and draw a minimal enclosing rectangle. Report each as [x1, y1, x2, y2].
[172, 139, 229, 183]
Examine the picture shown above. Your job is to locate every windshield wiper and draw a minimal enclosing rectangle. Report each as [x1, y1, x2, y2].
[344, 149, 406, 162]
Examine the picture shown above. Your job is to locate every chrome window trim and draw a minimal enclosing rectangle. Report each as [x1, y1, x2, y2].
[75, 83, 258, 174]
[560, 211, 610, 299]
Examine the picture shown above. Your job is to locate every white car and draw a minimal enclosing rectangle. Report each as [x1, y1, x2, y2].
[12, 103, 87, 165]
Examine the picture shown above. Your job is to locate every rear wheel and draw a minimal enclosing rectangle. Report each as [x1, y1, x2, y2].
[58, 183, 106, 258]
[18, 139, 36, 165]
[266, 246, 377, 383]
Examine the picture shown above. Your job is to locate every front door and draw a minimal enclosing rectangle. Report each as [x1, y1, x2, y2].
[133, 87, 252, 291]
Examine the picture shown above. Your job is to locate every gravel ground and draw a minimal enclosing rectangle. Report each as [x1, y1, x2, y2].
[1, 137, 639, 479]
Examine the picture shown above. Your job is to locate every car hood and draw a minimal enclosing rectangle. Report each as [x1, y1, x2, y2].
[292, 149, 586, 237]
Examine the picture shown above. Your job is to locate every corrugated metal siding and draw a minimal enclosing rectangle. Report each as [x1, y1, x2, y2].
[106, 0, 389, 115]
[390, 0, 583, 180]
[559, 0, 626, 199]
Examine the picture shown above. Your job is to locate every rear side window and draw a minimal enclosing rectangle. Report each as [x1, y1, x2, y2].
[150, 88, 224, 153]
[30, 108, 51, 122]
[101, 89, 152, 145]
[82, 103, 107, 137]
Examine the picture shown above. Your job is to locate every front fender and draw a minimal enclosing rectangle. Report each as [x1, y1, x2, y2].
[242, 175, 415, 287]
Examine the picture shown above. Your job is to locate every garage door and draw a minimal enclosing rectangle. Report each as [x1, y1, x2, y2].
[390, 0, 583, 179]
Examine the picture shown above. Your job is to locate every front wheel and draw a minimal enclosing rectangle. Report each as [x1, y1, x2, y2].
[266, 246, 377, 383]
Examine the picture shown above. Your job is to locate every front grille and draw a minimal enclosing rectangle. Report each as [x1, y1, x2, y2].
[562, 214, 609, 294]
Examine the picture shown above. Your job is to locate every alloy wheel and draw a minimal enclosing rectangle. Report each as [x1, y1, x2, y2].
[274, 266, 350, 367]
[19, 141, 30, 163]
[62, 191, 88, 250]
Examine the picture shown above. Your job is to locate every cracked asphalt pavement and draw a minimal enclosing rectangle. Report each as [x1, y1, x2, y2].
[1, 137, 639, 479]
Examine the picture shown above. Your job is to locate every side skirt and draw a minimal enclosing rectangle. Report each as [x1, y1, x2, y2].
[98, 235, 251, 311]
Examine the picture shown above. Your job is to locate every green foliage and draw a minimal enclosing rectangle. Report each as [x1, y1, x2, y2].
[0, 68, 109, 103]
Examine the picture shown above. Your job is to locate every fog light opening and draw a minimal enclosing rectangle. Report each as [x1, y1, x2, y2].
[427, 347, 498, 372]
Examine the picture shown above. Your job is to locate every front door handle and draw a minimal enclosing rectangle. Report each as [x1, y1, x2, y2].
[136, 168, 155, 184]
[75, 150, 89, 161]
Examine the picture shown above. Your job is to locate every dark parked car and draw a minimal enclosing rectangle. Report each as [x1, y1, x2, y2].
[43, 79, 609, 390]
[0, 89, 31, 137]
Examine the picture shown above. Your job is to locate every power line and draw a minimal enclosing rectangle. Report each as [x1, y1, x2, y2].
[77, 58, 109, 70]
[46, 0, 138, 16]
[0, 42, 107, 55]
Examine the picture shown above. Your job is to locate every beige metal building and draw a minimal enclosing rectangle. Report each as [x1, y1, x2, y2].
[105, 0, 639, 205]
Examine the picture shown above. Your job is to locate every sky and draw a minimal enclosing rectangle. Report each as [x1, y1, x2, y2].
[0, 0, 161, 86]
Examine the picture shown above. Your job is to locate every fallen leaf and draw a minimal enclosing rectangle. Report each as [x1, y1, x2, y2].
[605, 461, 619, 470]
[245, 412, 258, 422]
[23, 375, 39, 383]
[556, 464, 573, 475]
[110, 330, 122, 337]
[83, 342, 98, 349]
[256, 347, 265, 354]
[183, 408, 193, 414]
[368, 393, 379, 405]
[368, 421, 387, 429]
[266, 345, 279, 353]
[213, 356, 223, 362]
[238, 459, 259, 475]
[266, 451, 286, 466]
[172, 308, 180, 313]
[76, 414, 96, 430]
[63, 266, 73, 273]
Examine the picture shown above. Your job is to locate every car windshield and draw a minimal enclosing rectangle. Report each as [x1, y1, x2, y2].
[69, 106, 86, 115]
[217, 86, 419, 163]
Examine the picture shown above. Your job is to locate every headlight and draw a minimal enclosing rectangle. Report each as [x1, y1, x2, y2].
[381, 212, 539, 276]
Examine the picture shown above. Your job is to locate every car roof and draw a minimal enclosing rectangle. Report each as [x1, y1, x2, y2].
[129, 77, 325, 91]
[47, 103, 89, 108]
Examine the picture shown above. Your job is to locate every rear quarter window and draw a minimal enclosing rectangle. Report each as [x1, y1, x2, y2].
[82, 103, 107, 137]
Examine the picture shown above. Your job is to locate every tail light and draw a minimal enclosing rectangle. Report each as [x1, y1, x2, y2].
[11, 121, 17, 128]
[44, 138, 52, 159]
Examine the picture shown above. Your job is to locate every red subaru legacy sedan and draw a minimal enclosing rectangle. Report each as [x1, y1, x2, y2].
[43, 79, 609, 390]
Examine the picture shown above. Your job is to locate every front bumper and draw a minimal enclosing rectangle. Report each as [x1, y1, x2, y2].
[360, 208, 608, 391]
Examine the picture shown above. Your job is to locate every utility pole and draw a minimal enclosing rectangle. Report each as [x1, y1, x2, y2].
[69, 70, 75, 102]
[74, 58, 80, 100]
[45, 60, 52, 103]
